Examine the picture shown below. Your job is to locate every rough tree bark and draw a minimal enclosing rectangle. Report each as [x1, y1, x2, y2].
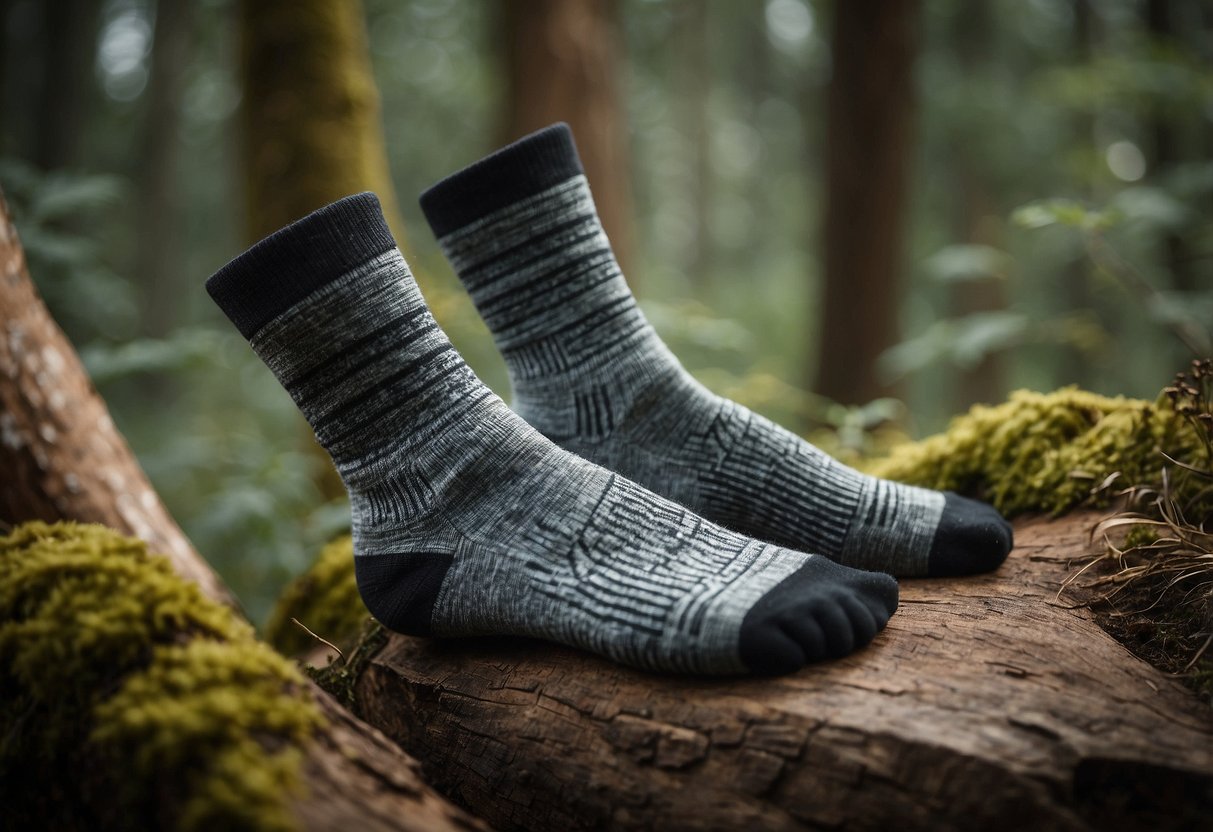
[500, 0, 636, 277]
[349, 512, 1213, 831]
[0, 192, 488, 832]
[815, 0, 920, 405]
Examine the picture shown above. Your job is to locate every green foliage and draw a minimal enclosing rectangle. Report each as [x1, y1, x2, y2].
[80, 326, 230, 383]
[879, 310, 1107, 380]
[266, 535, 366, 656]
[1011, 198, 1121, 231]
[921, 243, 1011, 284]
[104, 332, 353, 626]
[891, 182, 1213, 391]
[0, 522, 323, 831]
[0, 159, 138, 341]
[869, 387, 1205, 517]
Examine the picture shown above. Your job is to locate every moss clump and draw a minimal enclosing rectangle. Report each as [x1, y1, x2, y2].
[867, 387, 1204, 516]
[0, 521, 323, 831]
[265, 535, 368, 656]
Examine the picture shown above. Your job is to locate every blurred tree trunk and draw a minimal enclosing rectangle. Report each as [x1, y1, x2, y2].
[815, 0, 920, 405]
[1145, 0, 1193, 299]
[239, 0, 407, 248]
[1059, 0, 1097, 388]
[500, 0, 636, 279]
[239, 0, 406, 499]
[0, 192, 490, 832]
[677, 0, 712, 285]
[31, 0, 102, 170]
[949, 2, 1005, 410]
[136, 0, 191, 339]
[1145, 0, 1199, 373]
[0, 0, 101, 169]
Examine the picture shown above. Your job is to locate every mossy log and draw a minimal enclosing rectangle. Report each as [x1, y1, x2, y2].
[0, 523, 486, 832]
[344, 512, 1213, 831]
[0, 192, 487, 832]
[0, 191, 231, 605]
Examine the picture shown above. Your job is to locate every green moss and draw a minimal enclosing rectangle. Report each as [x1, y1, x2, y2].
[307, 619, 387, 711]
[0, 521, 323, 831]
[265, 535, 368, 656]
[867, 387, 1204, 516]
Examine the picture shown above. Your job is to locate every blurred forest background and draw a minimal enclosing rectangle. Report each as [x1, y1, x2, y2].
[1, 0, 1210, 624]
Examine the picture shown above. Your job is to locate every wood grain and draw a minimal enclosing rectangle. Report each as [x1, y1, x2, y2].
[355, 512, 1213, 831]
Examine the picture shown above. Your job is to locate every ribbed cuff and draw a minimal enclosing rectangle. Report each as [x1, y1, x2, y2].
[206, 192, 397, 340]
[419, 123, 584, 239]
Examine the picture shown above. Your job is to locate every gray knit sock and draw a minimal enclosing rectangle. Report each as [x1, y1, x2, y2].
[419, 125, 1012, 578]
[206, 193, 899, 675]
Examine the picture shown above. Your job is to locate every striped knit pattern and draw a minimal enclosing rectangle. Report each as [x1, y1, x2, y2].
[423, 129, 945, 576]
[207, 195, 880, 675]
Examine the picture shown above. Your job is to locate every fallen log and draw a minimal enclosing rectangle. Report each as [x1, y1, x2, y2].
[351, 511, 1213, 831]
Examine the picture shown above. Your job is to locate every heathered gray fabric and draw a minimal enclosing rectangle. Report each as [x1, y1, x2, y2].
[432, 174, 945, 577]
[246, 247, 819, 673]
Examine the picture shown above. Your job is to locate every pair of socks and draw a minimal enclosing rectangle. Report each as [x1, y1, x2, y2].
[207, 124, 1011, 675]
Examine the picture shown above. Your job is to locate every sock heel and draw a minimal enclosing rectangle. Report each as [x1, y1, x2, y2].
[354, 551, 453, 636]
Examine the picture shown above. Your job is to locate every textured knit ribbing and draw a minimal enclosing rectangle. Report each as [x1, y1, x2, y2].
[424, 145, 947, 576]
[256, 252, 824, 672]
[208, 196, 903, 674]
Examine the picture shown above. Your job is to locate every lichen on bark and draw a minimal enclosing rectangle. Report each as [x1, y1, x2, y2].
[0, 521, 323, 831]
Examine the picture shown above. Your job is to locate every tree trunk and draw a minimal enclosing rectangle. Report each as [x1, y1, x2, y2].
[0, 190, 491, 832]
[815, 0, 920, 405]
[500, 0, 636, 279]
[949, 1, 1006, 411]
[31, 0, 102, 171]
[1059, 0, 1097, 389]
[350, 511, 1213, 831]
[677, 0, 712, 286]
[0, 192, 230, 605]
[135, 0, 191, 339]
[239, 0, 407, 248]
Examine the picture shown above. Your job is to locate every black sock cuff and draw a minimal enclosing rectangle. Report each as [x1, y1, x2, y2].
[206, 192, 397, 340]
[419, 123, 584, 239]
